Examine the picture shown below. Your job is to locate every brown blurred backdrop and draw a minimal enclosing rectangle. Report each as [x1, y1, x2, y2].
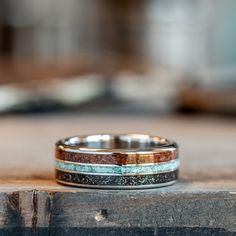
[0, 0, 236, 115]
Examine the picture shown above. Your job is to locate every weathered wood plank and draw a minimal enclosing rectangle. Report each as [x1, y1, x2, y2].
[0, 180, 235, 235]
[0, 114, 235, 235]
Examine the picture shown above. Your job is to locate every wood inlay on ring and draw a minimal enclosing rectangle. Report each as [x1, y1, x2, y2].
[56, 149, 178, 165]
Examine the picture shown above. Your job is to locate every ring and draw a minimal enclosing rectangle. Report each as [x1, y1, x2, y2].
[55, 134, 179, 189]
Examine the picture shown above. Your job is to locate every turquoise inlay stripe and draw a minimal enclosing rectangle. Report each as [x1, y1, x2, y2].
[55, 160, 179, 175]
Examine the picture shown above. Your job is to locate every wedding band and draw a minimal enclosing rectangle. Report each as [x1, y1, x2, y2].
[55, 134, 179, 189]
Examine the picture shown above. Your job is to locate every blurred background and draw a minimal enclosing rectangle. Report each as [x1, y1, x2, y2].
[0, 0, 235, 115]
[0, 0, 236, 182]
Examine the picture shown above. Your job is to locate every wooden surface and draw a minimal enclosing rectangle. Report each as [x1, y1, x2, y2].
[0, 114, 236, 235]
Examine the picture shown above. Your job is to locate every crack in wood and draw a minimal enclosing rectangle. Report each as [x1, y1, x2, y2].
[32, 190, 38, 235]
[46, 192, 56, 236]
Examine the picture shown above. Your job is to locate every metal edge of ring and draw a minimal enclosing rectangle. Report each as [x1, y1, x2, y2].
[55, 134, 178, 154]
[56, 179, 177, 189]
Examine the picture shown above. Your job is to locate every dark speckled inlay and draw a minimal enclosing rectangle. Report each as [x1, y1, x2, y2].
[56, 169, 178, 186]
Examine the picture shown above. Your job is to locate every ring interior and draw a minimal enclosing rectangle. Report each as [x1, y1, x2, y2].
[62, 134, 172, 150]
